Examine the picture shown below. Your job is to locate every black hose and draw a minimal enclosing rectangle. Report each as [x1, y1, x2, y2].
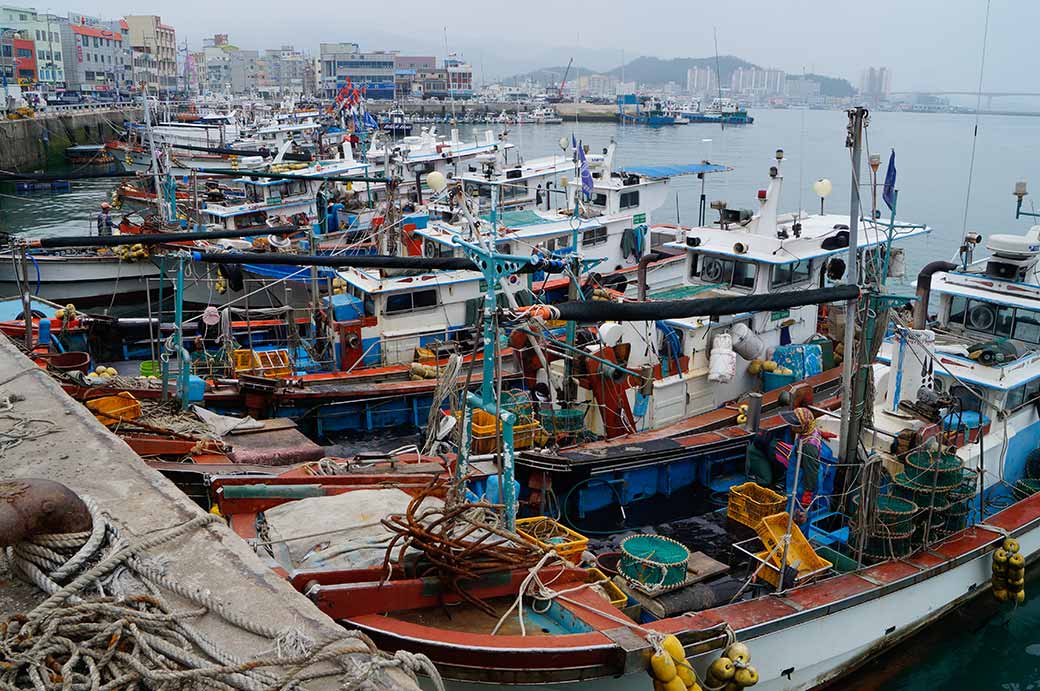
[193, 251, 571, 275]
[551, 285, 860, 321]
[31, 226, 301, 249]
[165, 142, 313, 162]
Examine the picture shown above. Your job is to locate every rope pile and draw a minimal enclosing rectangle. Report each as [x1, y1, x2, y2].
[2, 497, 444, 691]
[380, 484, 546, 616]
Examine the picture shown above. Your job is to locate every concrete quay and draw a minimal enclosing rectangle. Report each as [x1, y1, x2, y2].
[0, 335, 419, 690]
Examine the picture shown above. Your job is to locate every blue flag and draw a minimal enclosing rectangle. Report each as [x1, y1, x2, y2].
[882, 149, 897, 211]
[571, 133, 577, 150]
[363, 112, 378, 129]
[577, 140, 593, 200]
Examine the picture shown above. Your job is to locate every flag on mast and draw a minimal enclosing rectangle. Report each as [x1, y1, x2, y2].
[882, 149, 897, 211]
[577, 140, 593, 200]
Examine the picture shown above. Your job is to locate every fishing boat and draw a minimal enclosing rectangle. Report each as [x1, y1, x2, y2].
[381, 106, 414, 137]
[686, 98, 755, 125]
[619, 97, 678, 126]
[185, 109, 1040, 691]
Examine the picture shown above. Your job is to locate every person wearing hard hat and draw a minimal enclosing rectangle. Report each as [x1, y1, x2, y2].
[96, 202, 114, 237]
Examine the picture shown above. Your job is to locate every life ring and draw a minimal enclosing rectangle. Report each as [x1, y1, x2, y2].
[268, 234, 291, 250]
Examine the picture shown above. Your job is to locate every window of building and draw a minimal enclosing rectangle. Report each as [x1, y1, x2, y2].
[694, 255, 758, 289]
[384, 288, 438, 315]
[0, 46, 10, 58]
[582, 226, 608, 247]
[54, 52, 60, 61]
[35, 30, 41, 40]
[620, 190, 640, 209]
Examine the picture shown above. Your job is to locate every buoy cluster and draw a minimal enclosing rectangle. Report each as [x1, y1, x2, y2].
[114, 243, 150, 262]
[704, 642, 758, 690]
[746, 359, 793, 377]
[53, 303, 77, 323]
[648, 637, 758, 691]
[649, 634, 701, 691]
[993, 537, 1026, 604]
[736, 403, 749, 425]
[332, 277, 348, 295]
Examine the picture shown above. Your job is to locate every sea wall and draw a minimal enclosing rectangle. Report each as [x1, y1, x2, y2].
[0, 107, 142, 171]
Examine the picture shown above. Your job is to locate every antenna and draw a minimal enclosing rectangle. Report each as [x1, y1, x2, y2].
[960, 0, 991, 245]
[713, 28, 726, 132]
[443, 26, 457, 123]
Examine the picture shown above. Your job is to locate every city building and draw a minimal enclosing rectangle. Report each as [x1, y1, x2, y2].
[729, 66, 785, 97]
[685, 66, 716, 95]
[12, 34, 35, 82]
[199, 34, 234, 93]
[0, 5, 64, 86]
[124, 15, 176, 95]
[261, 45, 314, 96]
[59, 16, 126, 96]
[860, 66, 892, 100]
[444, 56, 472, 97]
[228, 48, 259, 94]
[784, 76, 821, 101]
[319, 43, 395, 100]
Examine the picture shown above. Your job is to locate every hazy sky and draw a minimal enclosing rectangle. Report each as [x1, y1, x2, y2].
[65, 0, 1038, 91]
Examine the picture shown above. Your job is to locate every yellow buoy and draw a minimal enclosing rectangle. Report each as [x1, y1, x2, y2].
[1004, 538, 1021, 554]
[724, 642, 751, 665]
[650, 652, 677, 682]
[1009, 553, 1025, 569]
[733, 666, 759, 688]
[661, 635, 685, 662]
[707, 657, 735, 683]
[1016, 590, 1026, 603]
[994, 588, 1008, 602]
[675, 661, 696, 687]
[660, 676, 685, 691]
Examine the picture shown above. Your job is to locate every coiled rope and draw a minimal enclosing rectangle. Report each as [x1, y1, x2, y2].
[2, 496, 445, 691]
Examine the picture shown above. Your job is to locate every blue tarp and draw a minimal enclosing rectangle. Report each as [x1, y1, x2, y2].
[622, 163, 731, 179]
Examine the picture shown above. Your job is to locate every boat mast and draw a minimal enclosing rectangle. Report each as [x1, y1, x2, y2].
[838, 107, 866, 462]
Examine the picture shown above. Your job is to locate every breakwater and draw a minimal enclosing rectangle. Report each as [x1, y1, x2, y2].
[0, 107, 142, 171]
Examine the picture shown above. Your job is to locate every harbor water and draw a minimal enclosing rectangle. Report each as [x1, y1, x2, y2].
[4, 108, 1040, 687]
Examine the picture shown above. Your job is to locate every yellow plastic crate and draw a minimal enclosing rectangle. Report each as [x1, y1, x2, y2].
[516, 517, 589, 564]
[727, 482, 785, 529]
[232, 349, 293, 378]
[457, 408, 540, 454]
[754, 512, 832, 587]
[583, 567, 628, 608]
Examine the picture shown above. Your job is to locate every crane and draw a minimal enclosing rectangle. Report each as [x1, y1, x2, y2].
[549, 58, 573, 103]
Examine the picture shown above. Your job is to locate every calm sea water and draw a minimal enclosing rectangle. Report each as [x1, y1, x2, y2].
[4, 109, 1040, 686]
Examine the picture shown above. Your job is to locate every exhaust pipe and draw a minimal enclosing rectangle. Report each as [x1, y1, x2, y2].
[637, 253, 656, 301]
[0, 479, 92, 547]
[913, 261, 957, 329]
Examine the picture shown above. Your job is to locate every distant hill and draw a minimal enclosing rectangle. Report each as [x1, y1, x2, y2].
[508, 56, 856, 97]
[606, 55, 756, 86]
[803, 72, 856, 98]
[509, 65, 597, 86]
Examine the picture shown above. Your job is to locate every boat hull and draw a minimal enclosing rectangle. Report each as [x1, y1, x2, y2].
[0, 254, 164, 307]
[344, 493, 1040, 691]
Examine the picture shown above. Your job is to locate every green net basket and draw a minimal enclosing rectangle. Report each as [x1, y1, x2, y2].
[904, 452, 964, 490]
[619, 535, 690, 590]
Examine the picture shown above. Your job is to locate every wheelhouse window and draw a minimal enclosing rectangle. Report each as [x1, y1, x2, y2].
[384, 289, 438, 315]
[582, 226, 608, 247]
[694, 254, 757, 289]
[591, 192, 608, 207]
[620, 190, 640, 209]
[950, 297, 1040, 344]
[770, 260, 811, 288]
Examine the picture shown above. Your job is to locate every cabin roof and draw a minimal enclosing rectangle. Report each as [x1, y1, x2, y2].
[663, 213, 930, 264]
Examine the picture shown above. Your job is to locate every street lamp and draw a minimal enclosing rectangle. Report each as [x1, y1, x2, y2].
[813, 178, 833, 215]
